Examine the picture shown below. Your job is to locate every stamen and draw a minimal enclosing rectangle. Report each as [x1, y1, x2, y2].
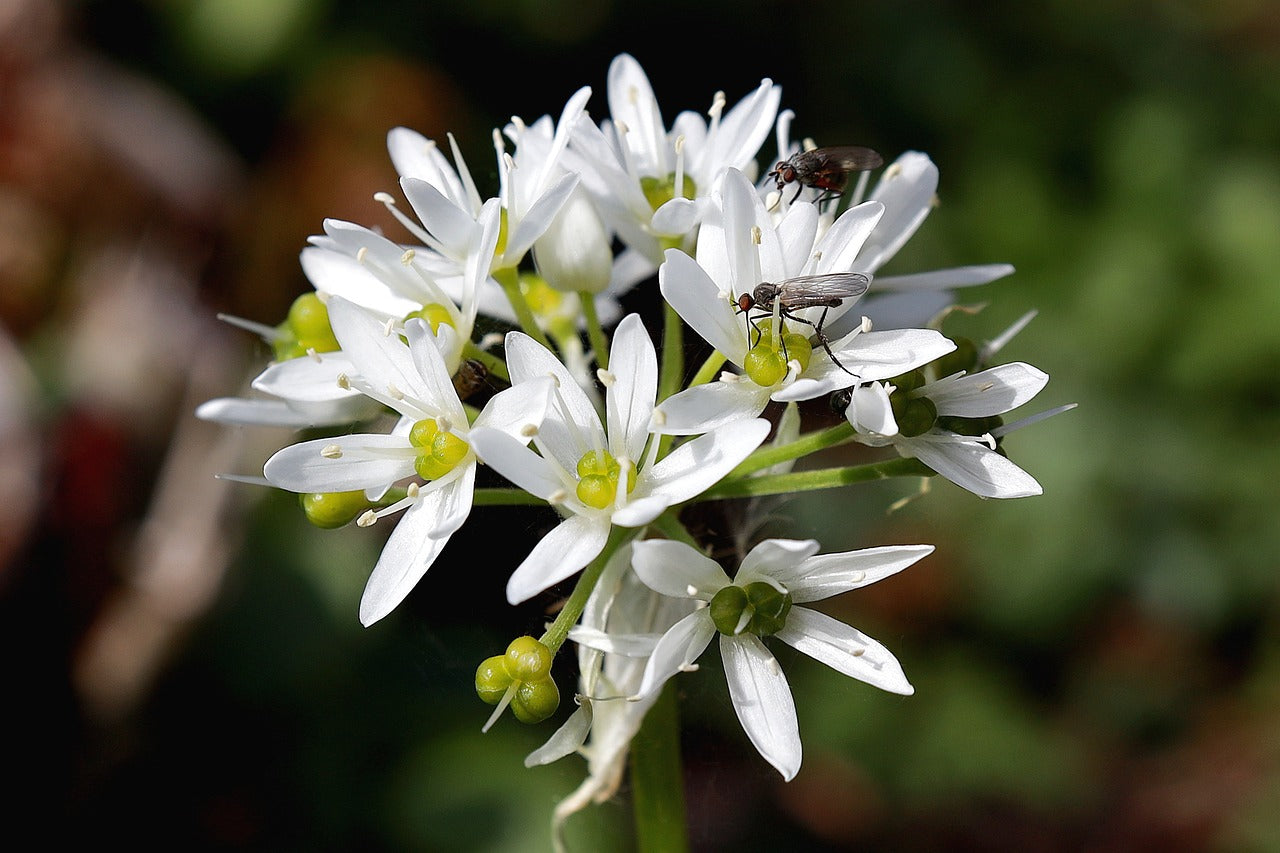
[382, 319, 396, 337]
[336, 373, 350, 390]
[548, 488, 569, 505]
[356, 247, 369, 264]
[406, 483, 420, 498]
[851, 648, 865, 658]
[478, 332, 504, 350]
[979, 382, 995, 393]
[597, 368, 616, 388]
[673, 135, 687, 198]
[685, 584, 698, 596]
[306, 348, 321, 363]
[436, 415, 453, 434]
[983, 309, 1037, 362]
[849, 170, 872, 206]
[651, 409, 667, 427]
[885, 162, 903, 180]
[750, 225, 762, 245]
[387, 382, 404, 400]
[374, 193, 448, 255]
[520, 424, 539, 438]
[719, 372, 740, 383]
[400, 249, 416, 265]
[677, 662, 700, 674]
[320, 444, 343, 459]
[767, 656, 782, 675]
[372, 191, 396, 205]
[216, 313, 282, 341]
[356, 510, 377, 527]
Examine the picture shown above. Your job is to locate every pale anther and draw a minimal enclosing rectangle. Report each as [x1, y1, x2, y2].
[387, 382, 404, 400]
[548, 489, 569, 505]
[674, 135, 686, 153]
[406, 483, 420, 497]
[373, 191, 396, 204]
[382, 318, 395, 337]
[320, 444, 343, 459]
[519, 424, 538, 438]
[400, 249, 416, 265]
[336, 373, 351, 390]
[436, 415, 453, 433]
[652, 409, 667, 427]
[357, 247, 369, 264]
[307, 348, 322, 363]
[596, 368, 616, 387]
[615, 120, 630, 135]
[851, 648, 865, 658]
[685, 584, 698, 596]
[767, 657, 782, 676]
[885, 162, 903, 179]
[356, 510, 378, 528]
[750, 225, 762, 245]
[719, 371, 740, 383]
[980, 382, 995, 393]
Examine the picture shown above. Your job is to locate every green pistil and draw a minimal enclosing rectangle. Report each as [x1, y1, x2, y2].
[299, 490, 368, 529]
[709, 582, 793, 638]
[742, 325, 812, 386]
[640, 172, 696, 213]
[404, 303, 455, 335]
[409, 418, 470, 481]
[272, 293, 340, 361]
[575, 449, 636, 509]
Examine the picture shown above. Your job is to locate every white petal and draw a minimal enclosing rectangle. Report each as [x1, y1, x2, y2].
[640, 418, 770, 503]
[400, 177, 474, 258]
[906, 434, 1042, 499]
[861, 151, 938, 271]
[326, 298, 438, 417]
[195, 397, 348, 428]
[874, 263, 1015, 291]
[263, 434, 415, 493]
[812, 201, 885, 274]
[926, 363, 1048, 417]
[427, 463, 476, 537]
[632, 611, 716, 699]
[650, 197, 700, 235]
[505, 331, 601, 467]
[299, 245, 421, 318]
[651, 379, 772, 436]
[471, 376, 553, 438]
[405, 320, 466, 421]
[735, 539, 820, 585]
[841, 290, 954, 335]
[609, 495, 671, 528]
[605, 314, 658, 463]
[607, 53, 667, 175]
[387, 127, 468, 207]
[825, 327, 956, 383]
[506, 514, 611, 604]
[773, 545, 934, 602]
[659, 249, 747, 364]
[701, 78, 780, 176]
[358, 478, 470, 626]
[467, 427, 564, 501]
[844, 383, 898, 436]
[776, 607, 914, 695]
[720, 634, 801, 781]
[506, 170, 580, 264]
[524, 704, 593, 767]
[631, 539, 731, 600]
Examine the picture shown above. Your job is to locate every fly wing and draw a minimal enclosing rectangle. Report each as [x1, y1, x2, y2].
[808, 146, 884, 172]
[776, 272, 872, 308]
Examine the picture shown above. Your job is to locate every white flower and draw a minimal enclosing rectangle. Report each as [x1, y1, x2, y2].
[261, 297, 551, 625]
[196, 349, 379, 428]
[630, 538, 932, 780]
[524, 543, 696, 851]
[842, 362, 1050, 498]
[653, 168, 955, 434]
[570, 53, 781, 270]
[468, 313, 771, 604]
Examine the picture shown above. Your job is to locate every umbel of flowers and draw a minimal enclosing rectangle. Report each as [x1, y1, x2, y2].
[201, 53, 1069, 851]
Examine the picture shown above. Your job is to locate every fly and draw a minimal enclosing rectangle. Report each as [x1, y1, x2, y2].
[736, 272, 871, 376]
[768, 146, 884, 205]
[451, 358, 489, 400]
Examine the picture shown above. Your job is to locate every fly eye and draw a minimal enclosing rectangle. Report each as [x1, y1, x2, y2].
[737, 294, 753, 312]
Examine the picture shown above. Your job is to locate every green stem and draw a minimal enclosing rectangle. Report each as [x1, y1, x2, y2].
[471, 488, 548, 507]
[495, 267, 552, 350]
[698, 456, 933, 500]
[462, 340, 510, 383]
[631, 682, 689, 853]
[657, 301, 684, 404]
[539, 525, 640, 655]
[580, 292, 610, 370]
[688, 350, 727, 388]
[649, 508, 700, 547]
[726, 422, 856, 480]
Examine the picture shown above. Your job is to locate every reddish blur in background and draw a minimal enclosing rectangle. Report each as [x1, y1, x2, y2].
[6, 0, 1280, 850]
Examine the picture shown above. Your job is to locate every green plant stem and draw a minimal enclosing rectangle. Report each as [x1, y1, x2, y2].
[698, 456, 933, 500]
[649, 508, 700, 547]
[726, 422, 856, 479]
[580, 292, 610, 370]
[688, 350, 726, 388]
[658, 301, 684, 403]
[462, 340, 510, 383]
[495, 267, 552, 350]
[539, 525, 639, 655]
[471, 488, 548, 507]
[631, 682, 689, 853]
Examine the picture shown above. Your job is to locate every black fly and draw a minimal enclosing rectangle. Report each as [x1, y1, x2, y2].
[451, 358, 489, 400]
[768, 146, 884, 205]
[736, 272, 871, 375]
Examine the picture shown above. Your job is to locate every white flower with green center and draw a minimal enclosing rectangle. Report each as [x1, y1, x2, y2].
[629, 538, 932, 781]
[262, 297, 552, 625]
[840, 361, 1051, 499]
[653, 168, 956, 435]
[569, 53, 781, 271]
[468, 314, 771, 605]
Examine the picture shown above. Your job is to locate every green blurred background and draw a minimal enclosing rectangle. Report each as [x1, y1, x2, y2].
[5, 0, 1278, 849]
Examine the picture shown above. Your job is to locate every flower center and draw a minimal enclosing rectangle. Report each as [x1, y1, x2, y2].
[639, 172, 697, 213]
[409, 418, 471, 480]
[742, 320, 812, 386]
[404, 302, 455, 335]
[709, 581, 793, 638]
[574, 448, 636, 509]
[886, 370, 936, 437]
[272, 293, 341, 361]
[519, 273, 575, 340]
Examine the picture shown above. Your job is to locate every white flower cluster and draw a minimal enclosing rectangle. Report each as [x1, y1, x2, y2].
[200, 54, 1066, 805]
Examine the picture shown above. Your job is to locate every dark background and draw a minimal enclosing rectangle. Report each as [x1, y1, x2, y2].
[4, 0, 1278, 849]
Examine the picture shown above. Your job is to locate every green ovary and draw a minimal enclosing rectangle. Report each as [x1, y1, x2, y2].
[575, 449, 637, 509]
[404, 303, 455, 335]
[640, 172, 697, 212]
[409, 418, 471, 481]
[273, 293, 340, 360]
[743, 329, 812, 386]
[709, 581, 793, 638]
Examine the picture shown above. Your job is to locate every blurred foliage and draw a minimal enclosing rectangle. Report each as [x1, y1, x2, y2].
[10, 0, 1277, 850]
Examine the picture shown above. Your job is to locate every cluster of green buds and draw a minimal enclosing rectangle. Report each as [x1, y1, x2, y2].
[476, 636, 560, 724]
[272, 293, 340, 361]
[742, 319, 814, 386]
[574, 449, 637, 510]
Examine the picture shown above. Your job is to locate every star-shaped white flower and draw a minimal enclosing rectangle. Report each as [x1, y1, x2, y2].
[196, 348, 380, 428]
[468, 313, 771, 604]
[843, 361, 1050, 499]
[569, 53, 781, 270]
[262, 297, 552, 625]
[629, 538, 932, 780]
[653, 168, 955, 434]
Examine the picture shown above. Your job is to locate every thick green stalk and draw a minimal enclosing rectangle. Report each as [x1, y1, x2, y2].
[538, 525, 639, 655]
[657, 301, 684, 403]
[471, 488, 548, 507]
[726, 422, 856, 479]
[580, 292, 610, 370]
[631, 683, 689, 853]
[495, 267, 552, 350]
[688, 350, 726, 388]
[649, 508, 700, 547]
[698, 456, 933, 500]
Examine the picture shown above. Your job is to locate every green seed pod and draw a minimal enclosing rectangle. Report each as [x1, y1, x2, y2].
[576, 473, 615, 509]
[742, 581, 792, 638]
[743, 345, 788, 387]
[891, 394, 938, 438]
[780, 333, 812, 372]
[299, 491, 368, 529]
[931, 336, 978, 378]
[511, 677, 560, 724]
[475, 655, 513, 705]
[504, 636, 553, 682]
[709, 585, 751, 636]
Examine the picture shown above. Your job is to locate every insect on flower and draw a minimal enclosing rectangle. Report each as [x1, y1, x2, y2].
[736, 272, 871, 376]
[768, 146, 884, 205]
[451, 358, 490, 400]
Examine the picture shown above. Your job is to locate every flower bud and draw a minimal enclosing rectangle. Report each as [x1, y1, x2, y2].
[533, 188, 613, 294]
